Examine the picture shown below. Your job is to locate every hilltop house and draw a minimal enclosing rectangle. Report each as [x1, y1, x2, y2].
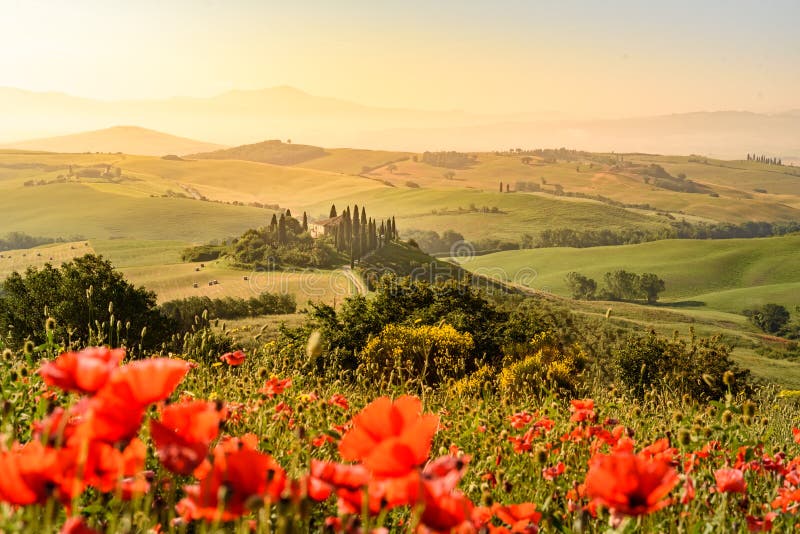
[309, 215, 343, 238]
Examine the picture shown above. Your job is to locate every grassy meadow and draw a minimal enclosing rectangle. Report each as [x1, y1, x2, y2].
[454, 235, 800, 312]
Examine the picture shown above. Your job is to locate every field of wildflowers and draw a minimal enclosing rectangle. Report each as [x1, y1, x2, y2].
[1, 338, 800, 533]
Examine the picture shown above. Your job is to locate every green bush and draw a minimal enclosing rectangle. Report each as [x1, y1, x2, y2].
[612, 331, 749, 400]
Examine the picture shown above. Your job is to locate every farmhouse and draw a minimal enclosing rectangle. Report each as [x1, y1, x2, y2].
[308, 215, 343, 238]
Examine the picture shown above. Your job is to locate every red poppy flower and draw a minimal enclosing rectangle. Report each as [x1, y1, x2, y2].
[509, 411, 533, 429]
[771, 486, 800, 512]
[715, 468, 747, 494]
[328, 393, 349, 410]
[339, 395, 439, 477]
[150, 400, 226, 475]
[60, 517, 101, 534]
[585, 450, 679, 516]
[81, 358, 191, 443]
[491, 502, 542, 533]
[103, 358, 191, 406]
[419, 489, 474, 533]
[260, 376, 292, 398]
[570, 399, 597, 423]
[746, 512, 776, 532]
[38, 346, 124, 394]
[309, 459, 370, 502]
[177, 443, 287, 522]
[0, 441, 66, 505]
[220, 350, 246, 366]
[542, 462, 565, 481]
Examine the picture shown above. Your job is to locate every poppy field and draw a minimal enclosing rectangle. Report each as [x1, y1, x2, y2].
[1, 339, 800, 534]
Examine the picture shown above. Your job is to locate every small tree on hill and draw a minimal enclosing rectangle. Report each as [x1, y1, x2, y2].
[744, 304, 791, 334]
[637, 273, 666, 303]
[565, 272, 597, 300]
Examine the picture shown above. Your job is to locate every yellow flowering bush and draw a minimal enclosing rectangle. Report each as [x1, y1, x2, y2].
[499, 333, 587, 399]
[359, 323, 474, 386]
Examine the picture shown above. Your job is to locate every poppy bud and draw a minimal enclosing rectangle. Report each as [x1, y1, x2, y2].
[722, 410, 734, 425]
[23, 340, 34, 355]
[677, 428, 691, 446]
[742, 401, 756, 417]
[722, 371, 735, 386]
[45, 317, 56, 332]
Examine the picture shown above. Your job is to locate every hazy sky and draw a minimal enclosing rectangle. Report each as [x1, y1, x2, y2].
[1, 0, 798, 116]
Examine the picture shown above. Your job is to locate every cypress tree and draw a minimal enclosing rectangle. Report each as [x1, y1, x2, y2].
[278, 214, 287, 244]
[343, 209, 352, 248]
[285, 209, 292, 217]
[499, 181, 503, 192]
[391, 216, 397, 241]
[360, 227, 367, 257]
[336, 223, 345, 251]
[302, 212, 308, 232]
[361, 206, 367, 227]
[330, 204, 337, 218]
[269, 213, 278, 232]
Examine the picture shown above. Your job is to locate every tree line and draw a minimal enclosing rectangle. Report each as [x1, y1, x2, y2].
[0, 232, 83, 252]
[159, 293, 296, 330]
[747, 154, 783, 166]
[566, 270, 666, 303]
[421, 151, 475, 169]
[404, 220, 800, 256]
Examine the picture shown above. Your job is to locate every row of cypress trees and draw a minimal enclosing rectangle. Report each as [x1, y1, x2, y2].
[327, 204, 397, 262]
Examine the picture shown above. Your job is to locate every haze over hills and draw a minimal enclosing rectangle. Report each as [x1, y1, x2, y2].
[0, 126, 226, 156]
[1, 86, 800, 159]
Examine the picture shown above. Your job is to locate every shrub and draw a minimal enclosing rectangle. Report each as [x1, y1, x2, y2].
[612, 331, 749, 400]
[452, 364, 496, 396]
[744, 304, 791, 334]
[358, 323, 474, 386]
[499, 332, 587, 399]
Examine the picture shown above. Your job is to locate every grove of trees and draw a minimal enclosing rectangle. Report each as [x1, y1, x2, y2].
[566, 270, 666, 303]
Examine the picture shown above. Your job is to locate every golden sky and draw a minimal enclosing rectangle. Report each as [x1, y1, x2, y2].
[1, 0, 798, 116]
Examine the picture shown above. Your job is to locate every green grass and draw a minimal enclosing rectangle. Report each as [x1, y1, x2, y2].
[455, 235, 800, 312]
[90, 239, 188, 268]
[0, 183, 273, 241]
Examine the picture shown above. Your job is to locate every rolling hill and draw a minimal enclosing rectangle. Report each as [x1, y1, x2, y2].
[1, 126, 225, 156]
[453, 235, 800, 313]
[189, 139, 327, 165]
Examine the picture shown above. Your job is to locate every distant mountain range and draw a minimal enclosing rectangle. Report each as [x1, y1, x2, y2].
[1, 126, 225, 156]
[0, 86, 798, 159]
